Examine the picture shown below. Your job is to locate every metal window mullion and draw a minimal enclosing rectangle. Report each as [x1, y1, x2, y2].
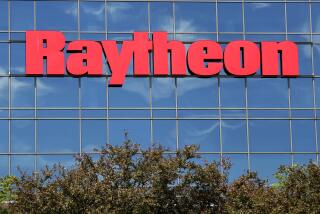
[77, 0, 82, 155]
[309, 1, 319, 164]
[105, 0, 110, 145]
[242, 0, 251, 171]
[244, 79, 251, 171]
[0, 151, 318, 156]
[148, 1, 153, 147]
[173, 0, 179, 151]
[2, 30, 320, 36]
[284, 0, 294, 166]
[218, 78, 223, 165]
[215, 0, 219, 41]
[34, 0, 37, 173]
[1, 106, 320, 111]
[1, 117, 320, 121]
[8, 0, 11, 176]
[216, 0, 223, 166]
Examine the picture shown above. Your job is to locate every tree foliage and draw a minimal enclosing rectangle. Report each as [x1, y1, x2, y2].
[10, 139, 230, 213]
[0, 176, 17, 213]
[3, 138, 320, 214]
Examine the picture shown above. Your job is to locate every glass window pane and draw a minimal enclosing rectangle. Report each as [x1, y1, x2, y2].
[251, 154, 291, 183]
[315, 79, 320, 108]
[292, 120, 316, 152]
[287, 3, 310, 33]
[293, 154, 317, 165]
[11, 155, 34, 176]
[179, 109, 218, 119]
[83, 120, 107, 153]
[312, 3, 320, 32]
[109, 120, 151, 149]
[12, 78, 34, 107]
[179, 120, 220, 152]
[152, 78, 175, 107]
[81, 78, 106, 107]
[291, 78, 314, 108]
[317, 122, 320, 153]
[108, 2, 148, 32]
[37, 1, 77, 31]
[0, 78, 9, 107]
[38, 120, 79, 153]
[12, 120, 34, 153]
[38, 155, 74, 169]
[10, 43, 25, 74]
[245, 3, 285, 32]
[80, 2, 105, 32]
[0, 121, 8, 153]
[0, 44, 9, 74]
[248, 79, 288, 108]
[220, 78, 245, 107]
[224, 155, 248, 181]
[11, 1, 34, 31]
[175, 3, 216, 32]
[37, 110, 77, 118]
[178, 78, 218, 107]
[222, 120, 247, 152]
[218, 3, 243, 32]
[249, 120, 291, 152]
[314, 45, 320, 75]
[249, 109, 289, 118]
[109, 110, 148, 118]
[153, 120, 177, 151]
[150, 3, 173, 32]
[298, 44, 313, 75]
[109, 78, 149, 107]
[37, 78, 79, 107]
[0, 156, 8, 176]
[0, 2, 8, 31]
[12, 110, 34, 118]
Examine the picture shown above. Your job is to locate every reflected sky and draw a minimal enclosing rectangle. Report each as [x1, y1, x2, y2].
[0, 1, 318, 182]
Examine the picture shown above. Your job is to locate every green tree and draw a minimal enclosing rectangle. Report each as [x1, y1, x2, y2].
[10, 139, 230, 213]
[226, 172, 278, 214]
[0, 176, 17, 213]
[226, 163, 320, 214]
[273, 162, 320, 214]
[6, 136, 320, 213]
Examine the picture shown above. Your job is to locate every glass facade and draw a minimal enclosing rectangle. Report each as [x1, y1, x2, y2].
[0, 0, 319, 182]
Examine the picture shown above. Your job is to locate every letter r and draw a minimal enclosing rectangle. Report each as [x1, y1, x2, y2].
[26, 31, 65, 75]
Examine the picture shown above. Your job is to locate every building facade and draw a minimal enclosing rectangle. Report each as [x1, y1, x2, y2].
[0, 0, 319, 182]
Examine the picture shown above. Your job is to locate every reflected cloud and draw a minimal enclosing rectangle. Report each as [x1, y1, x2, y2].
[11, 66, 25, 74]
[181, 121, 219, 146]
[251, 3, 271, 10]
[108, 3, 131, 21]
[11, 78, 29, 91]
[178, 78, 214, 96]
[81, 4, 105, 21]
[176, 19, 197, 33]
[0, 78, 8, 100]
[37, 79, 54, 96]
[123, 79, 149, 101]
[191, 122, 220, 137]
[152, 78, 175, 100]
[221, 120, 246, 130]
[64, 4, 77, 17]
[123, 77, 215, 104]
[161, 17, 198, 40]
[0, 66, 7, 75]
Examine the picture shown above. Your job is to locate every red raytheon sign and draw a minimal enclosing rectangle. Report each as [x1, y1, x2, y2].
[25, 31, 299, 86]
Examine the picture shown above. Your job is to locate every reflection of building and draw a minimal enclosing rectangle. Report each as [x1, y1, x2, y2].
[0, 0, 319, 182]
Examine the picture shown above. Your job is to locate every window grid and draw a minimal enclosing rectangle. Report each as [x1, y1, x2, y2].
[0, 0, 318, 179]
